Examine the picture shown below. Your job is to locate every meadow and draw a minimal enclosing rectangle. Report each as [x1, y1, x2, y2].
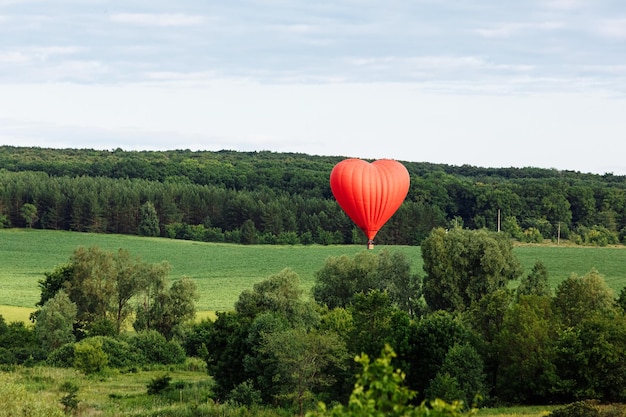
[1, 229, 625, 322]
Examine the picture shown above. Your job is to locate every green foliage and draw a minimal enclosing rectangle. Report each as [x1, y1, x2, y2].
[59, 380, 80, 414]
[501, 216, 523, 240]
[89, 335, 144, 368]
[20, 202, 38, 228]
[517, 261, 551, 298]
[553, 313, 626, 402]
[0, 376, 65, 417]
[312, 252, 379, 309]
[421, 227, 522, 312]
[521, 227, 543, 243]
[494, 295, 557, 403]
[229, 379, 263, 406]
[147, 373, 172, 395]
[134, 276, 199, 340]
[552, 269, 616, 328]
[37, 245, 192, 339]
[312, 250, 420, 315]
[0, 316, 45, 364]
[124, 330, 186, 365]
[47, 343, 76, 368]
[35, 263, 75, 308]
[571, 225, 619, 246]
[549, 401, 600, 417]
[235, 268, 318, 327]
[259, 327, 349, 414]
[0, 212, 10, 228]
[3, 146, 626, 249]
[138, 201, 160, 237]
[34, 290, 77, 351]
[426, 343, 487, 408]
[347, 290, 412, 363]
[307, 344, 472, 417]
[73, 338, 108, 374]
[9, 228, 626, 316]
[241, 219, 258, 244]
[407, 311, 477, 397]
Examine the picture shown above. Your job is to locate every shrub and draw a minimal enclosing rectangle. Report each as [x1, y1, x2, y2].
[73, 338, 108, 374]
[229, 379, 263, 406]
[550, 401, 600, 417]
[147, 374, 172, 395]
[90, 335, 144, 368]
[522, 227, 543, 243]
[59, 381, 80, 414]
[124, 330, 186, 365]
[0, 346, 16, 365]
[47, 343, 75, 368]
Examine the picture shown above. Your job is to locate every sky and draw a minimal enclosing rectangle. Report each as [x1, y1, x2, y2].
[1, 1, 625, 175]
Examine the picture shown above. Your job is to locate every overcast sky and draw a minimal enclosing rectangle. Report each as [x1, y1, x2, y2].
[1, 0, 625, 174]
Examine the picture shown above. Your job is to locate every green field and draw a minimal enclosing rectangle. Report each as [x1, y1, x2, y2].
[0, 229, 420, 313]
[1, 229, 625, 318]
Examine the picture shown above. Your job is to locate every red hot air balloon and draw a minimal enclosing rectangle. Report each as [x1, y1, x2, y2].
[330, 158, 410, 249]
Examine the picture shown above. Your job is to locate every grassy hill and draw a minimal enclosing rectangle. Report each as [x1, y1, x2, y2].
[1, 229, 625, 321]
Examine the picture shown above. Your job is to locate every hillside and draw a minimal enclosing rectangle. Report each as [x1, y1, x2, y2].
[1, 145, 625, 247]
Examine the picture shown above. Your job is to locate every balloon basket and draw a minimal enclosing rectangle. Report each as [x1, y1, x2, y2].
[367, 240, 374, 250]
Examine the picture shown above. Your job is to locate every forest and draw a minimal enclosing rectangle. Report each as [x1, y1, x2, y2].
[1, 145, 626, 246]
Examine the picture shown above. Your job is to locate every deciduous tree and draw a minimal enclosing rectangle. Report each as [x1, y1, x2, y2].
[34, 290, 77, 351]
[421, 227, 522, 312]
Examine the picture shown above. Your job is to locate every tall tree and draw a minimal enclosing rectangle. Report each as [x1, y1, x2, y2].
[312, 250, 419, 313]
[67, 246, 118, 335]
[235, 268, 318, 328]
[138, 201, 160, 236]
[494, 295, 557, 403]
[259, 328, 348, 416]
[134, 276, 198, 340]
[34, 290, 77, 351]
[38, 246, 175, 337]
[20, 202, 38, 227]
[421, 227, 522, 312]
[516, 261, 551, 298]
[552, 268, 617, 328]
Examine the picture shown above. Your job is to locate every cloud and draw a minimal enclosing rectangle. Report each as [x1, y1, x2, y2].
[109, 13, 206, 27]
[542, 0, 586, 10]
[474, 21, 564, 38]
[592, 18, 626, 39]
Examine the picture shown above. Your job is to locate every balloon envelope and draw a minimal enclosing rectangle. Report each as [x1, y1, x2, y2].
[330, 158, 410, 242]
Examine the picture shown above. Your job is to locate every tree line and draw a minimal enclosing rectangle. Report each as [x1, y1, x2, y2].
[1, 146, 626, 245]
[3, 228, 626, 414]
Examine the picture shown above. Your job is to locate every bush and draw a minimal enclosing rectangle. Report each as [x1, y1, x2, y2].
[229, 379, 263, 406]
[0, 347, 16, 365]
[147, 374, 172, 395]
[47, 343, 75, 368]
[59, 381, 80, 414]
[73, 338, 108, 374]
[91, 336, 145, 368]
[550, 401, 600, 417]
[522, 227, 543, 243]
[124, 330, 186, 365]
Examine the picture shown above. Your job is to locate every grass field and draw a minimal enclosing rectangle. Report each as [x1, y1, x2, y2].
[1, 229, 625, 319]
[0, 363, 561, 417]
[0, 229, 420, 313]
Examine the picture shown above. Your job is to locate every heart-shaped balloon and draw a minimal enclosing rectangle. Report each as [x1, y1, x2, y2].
[330, 158, 410, 245]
